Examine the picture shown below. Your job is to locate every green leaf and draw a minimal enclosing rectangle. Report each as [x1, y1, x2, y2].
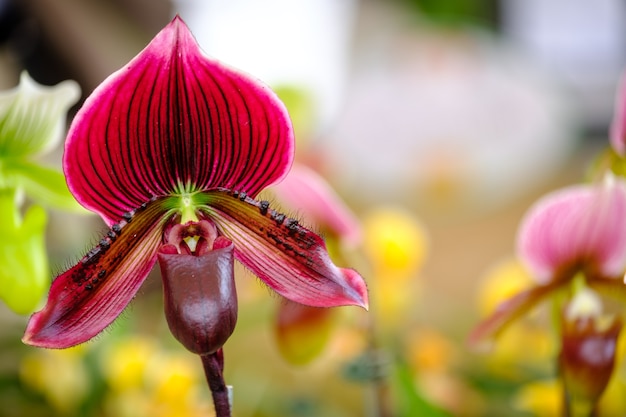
[0, 201, 49, 315]
[4, 159, 85, 212]
[393, 358, 453, 417]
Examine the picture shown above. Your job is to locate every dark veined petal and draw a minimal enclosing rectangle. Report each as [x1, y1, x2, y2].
[64, 16, 294, 226]
[198, 189, 368, 309]
[23, 198, 175, 348]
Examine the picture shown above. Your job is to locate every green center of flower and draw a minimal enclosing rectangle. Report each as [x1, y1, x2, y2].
[180, 193, 198, 223]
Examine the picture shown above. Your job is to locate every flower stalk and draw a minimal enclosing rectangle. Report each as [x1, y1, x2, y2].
[201, 350, 231, 417]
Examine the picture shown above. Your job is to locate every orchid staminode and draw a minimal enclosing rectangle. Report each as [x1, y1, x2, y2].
[22, 16, 368, 354]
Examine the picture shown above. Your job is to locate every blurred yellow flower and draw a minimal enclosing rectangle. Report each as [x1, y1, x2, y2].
[100, 335, 159, 392]
[99, 335, 212, 417]
[514, 379, 562, 417]
[363, 207, 428, 280]
[407, 328, 455, 374]
[478, 258, 534, 317]
[362, 207, 428, 326]
[20, 345, 90, 414]
[476, 258, 554, 378]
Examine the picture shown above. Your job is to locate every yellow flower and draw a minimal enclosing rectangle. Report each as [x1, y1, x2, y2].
[476, 259, 554, 377]
[362, 207, 428, 326]
[99, 335, 211, 417]
[100, 335, 159, 392]
[363, 207, 428, 280]
[514, 379, 562, 417]
[20, 345, 90, 414]
[478, 258, 533, 317]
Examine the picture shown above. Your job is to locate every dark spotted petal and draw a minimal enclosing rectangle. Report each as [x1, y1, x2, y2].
[23, 198, 174, 348]
[64, 16, 294, 225]
[198, 189, 368, 309]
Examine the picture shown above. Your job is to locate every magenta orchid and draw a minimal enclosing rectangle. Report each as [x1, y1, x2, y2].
[469, 174, 626, 346]
[22, 16, 368, 352]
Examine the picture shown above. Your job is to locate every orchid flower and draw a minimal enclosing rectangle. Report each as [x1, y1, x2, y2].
[611, 72, 626, 157]
[469, 174, 626, 347]
[22, 16, 368, 353]
[0, 72, 80, 314]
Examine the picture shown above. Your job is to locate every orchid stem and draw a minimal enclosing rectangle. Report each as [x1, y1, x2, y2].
[201, 351, 231, 417]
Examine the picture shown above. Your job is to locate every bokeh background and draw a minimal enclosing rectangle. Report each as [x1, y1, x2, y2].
[1, 0, 626, 416]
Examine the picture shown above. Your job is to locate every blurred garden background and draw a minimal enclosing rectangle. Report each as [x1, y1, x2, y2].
[1, 0, 626, 416]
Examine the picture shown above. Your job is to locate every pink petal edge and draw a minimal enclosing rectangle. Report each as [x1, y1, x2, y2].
[272, 164, 362, 247]
[610, 72, 626, 156]
[517, 175, 626, 284]
[64, 15, 294, 226]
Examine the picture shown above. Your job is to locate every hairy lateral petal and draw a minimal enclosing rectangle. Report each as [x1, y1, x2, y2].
[517, 175, 626, 284]
[199, 189, 368, 309]
[64, 16, 294, 225]
[272, 164, 362, 247]
[23, 198, 173, 348]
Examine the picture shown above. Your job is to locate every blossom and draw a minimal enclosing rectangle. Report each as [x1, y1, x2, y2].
[0, 72, 80, 314]
[23, 16, 367, 349]
[469, 174, 626, 346]
[611, 72, 626, 156]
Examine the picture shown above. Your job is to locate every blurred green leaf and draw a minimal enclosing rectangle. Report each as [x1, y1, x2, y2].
[393, 359, 452, 417]
[3, 159, 84, 212]
[0, 193, 49, 314]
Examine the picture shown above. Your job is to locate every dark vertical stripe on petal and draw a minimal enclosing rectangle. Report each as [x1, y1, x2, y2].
[64, 17, 294, 226]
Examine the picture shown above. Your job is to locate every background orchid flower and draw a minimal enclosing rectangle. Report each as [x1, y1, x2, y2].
[23, 16, 368, 353]
[610, 72, 626, 157]
[271, 164, 363, 365]
[272, 164, 362, 248]
[0, 72, 80, 314]
[469, 174, 626, 346]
